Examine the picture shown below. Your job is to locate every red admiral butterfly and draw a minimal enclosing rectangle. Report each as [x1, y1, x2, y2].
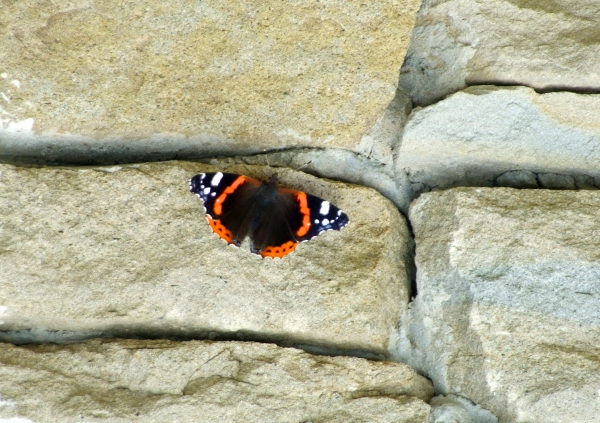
[190, 172, 349, 258]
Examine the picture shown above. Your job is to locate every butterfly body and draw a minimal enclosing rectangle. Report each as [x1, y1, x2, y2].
[190, 172, 349, 258]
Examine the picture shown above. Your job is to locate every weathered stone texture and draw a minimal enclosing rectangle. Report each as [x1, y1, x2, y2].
[429, 395, 499, 423]
[402, 188, 600, 423]
[0, 0, 419, 160]
[0, 339, 434, 422]
[399, 0, 600, 105]
[396, 86, 600, 193]
[0, 162, 411, 355]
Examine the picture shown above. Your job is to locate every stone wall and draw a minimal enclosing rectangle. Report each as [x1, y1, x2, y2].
[1, 1, 599, 422]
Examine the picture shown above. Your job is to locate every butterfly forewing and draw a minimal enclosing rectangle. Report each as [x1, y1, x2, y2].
[190, 172, 261, 244]
[280, 188, 349, 242]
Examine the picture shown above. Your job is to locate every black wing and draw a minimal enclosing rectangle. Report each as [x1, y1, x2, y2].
[250, 188, 349, 258]
[190, 172, 262, 245]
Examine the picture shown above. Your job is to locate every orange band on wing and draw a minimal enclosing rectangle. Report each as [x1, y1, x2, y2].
[260, 240, 299, 258]
[295, 193, 311, 237]
[207, 216, 234, 243]
[213, 176, 247, 215]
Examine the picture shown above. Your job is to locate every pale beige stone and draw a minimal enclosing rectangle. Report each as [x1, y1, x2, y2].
[0, 339, 433, 422]
[396, 86, 600, 193]
[400, 188, 600, 423]
[399, 0, 600, 105]
[0, 0, 419, 158]
[0, 162, 411, 356]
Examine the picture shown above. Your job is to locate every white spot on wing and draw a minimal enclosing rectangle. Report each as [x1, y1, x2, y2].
[203, 187, 211, 195]
[211, 172, 223, 186]
[211, 192, 216, 197]
[322, 218, 329, 226]
[337, 210, 342, 216]
[314, 219, 319, 224]
[319, 201, 330, 215]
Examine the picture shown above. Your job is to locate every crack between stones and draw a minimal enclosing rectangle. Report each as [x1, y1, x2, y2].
[408, 168, 600, 199]
[412, 80, 600, 109]
[0, 327, 388, 362]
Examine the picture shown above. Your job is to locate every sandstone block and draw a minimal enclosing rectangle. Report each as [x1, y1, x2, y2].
[0, 162, 411, 356]
[0, 1, 419, 163]
[397, 86, 600, 193]
[399, 0, 600, 105]
[0, 339, 434, 422]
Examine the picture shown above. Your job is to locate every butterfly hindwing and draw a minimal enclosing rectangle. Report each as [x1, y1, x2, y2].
[250, 189, 301, 257]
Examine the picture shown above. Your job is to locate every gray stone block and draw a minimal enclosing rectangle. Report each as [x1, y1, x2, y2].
[400, 187, 600, 423]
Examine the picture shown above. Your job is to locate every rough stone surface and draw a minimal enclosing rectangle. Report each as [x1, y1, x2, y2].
[400, 187, 600, 423]
[0, 161, 411, 356]
[396, 86, 600, 194]
[429, 395, 498, 423]
[0, 0, 419, 162]
[0, 339, 434, 422]
[399, 0, 600, 105]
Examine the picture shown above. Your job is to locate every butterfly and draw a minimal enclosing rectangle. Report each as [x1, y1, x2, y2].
[190, 172, 349, 258]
